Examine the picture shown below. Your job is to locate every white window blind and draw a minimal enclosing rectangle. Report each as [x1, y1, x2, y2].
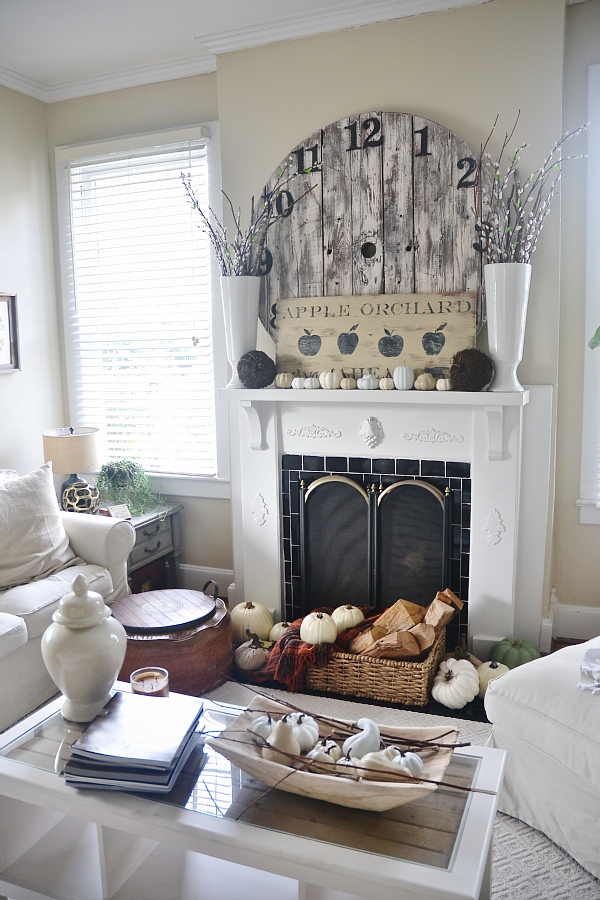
[579, 65, 600, 523]
[56, 127, 220, 478]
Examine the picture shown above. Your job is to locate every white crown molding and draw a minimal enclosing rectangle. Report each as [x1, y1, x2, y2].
[0, 0, 491, 102]
[0, 54, 217, 104]
[196, 0, 490, 54]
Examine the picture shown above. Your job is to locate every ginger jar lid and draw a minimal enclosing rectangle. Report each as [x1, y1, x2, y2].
[53, 573, 111, 628]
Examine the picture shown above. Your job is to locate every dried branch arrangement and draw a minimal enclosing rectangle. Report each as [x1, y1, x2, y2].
[182, 164, 316, 277]
[474, 115, 587, 264]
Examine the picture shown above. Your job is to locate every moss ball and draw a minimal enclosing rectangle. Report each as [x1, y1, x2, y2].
[237, 350, 277, 389]
[450, 348, 494, 392]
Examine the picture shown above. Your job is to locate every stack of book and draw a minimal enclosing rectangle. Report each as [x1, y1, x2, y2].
[62, 689, 205, 793]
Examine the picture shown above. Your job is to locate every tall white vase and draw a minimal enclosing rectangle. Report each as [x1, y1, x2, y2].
[220, 275, 260, 389]
[484, 262, 532, 392]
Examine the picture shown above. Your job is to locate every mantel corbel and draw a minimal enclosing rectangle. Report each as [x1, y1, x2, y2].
[240, 400, 264, 451]
[485, 405, 505, 462]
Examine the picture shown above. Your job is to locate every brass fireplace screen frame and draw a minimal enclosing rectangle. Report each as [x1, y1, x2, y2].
[298, 477, 452, 612]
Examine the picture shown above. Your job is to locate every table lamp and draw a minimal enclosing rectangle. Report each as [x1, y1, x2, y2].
[42, 426, 102, 513]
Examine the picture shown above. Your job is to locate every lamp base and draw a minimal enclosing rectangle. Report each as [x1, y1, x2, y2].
[61, 474, 100, 514]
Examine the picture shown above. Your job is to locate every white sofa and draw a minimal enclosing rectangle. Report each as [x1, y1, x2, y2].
[0, 465, 135, 732]
[484, 636, 600, 879]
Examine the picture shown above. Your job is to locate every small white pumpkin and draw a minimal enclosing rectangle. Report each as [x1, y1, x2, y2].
[379, 370, 395, 390]
[414, 372, 436, 391]
[393, 365, 415, 390]
[248, 714, 274, 742]
[304, 374, 321, 390]
[269, 621, 291, 642]
[477, 659, 510, 698]
[357, 372, 379, 390]
[319, 369, 342, 390]
[436, 376, 453, 391]
[340, 372, 357, 390]
[291, 374, 306, 390]
[331, 604, 365, 634]
[299, 610, 338, 645]
[274, 371, 294, 389]
[233, 634, 271, 671]
[230, 600, 274, 646]
[285, 713, 319, 752]
[431, 658, 480, 709]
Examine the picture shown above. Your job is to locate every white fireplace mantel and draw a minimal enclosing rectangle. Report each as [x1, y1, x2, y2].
[228, 389, 529, 462]
[225, 386, 551, 659]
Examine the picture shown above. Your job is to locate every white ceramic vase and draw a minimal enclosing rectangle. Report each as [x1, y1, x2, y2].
[41, 573, 127, 722]
[484, 262, 532, 392]
[220, 275, 260, 389]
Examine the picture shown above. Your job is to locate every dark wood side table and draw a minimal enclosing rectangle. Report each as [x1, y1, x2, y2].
[127, 504, 183, 594]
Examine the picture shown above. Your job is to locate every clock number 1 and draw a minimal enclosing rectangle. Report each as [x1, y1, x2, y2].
[345, 118, 383, 151]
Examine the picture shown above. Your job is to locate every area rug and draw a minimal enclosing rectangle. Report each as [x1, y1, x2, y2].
[207, 682, 600, 900]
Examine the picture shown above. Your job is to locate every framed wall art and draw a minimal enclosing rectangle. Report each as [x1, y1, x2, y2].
[0, 295, 20, 373]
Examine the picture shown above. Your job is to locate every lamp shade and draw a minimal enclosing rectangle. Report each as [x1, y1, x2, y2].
[42, 427, 102, 475]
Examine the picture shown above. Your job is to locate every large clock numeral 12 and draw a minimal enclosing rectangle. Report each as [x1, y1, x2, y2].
[345, 118, 383, 151]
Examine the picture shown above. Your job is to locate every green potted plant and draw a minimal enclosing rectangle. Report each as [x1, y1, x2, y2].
[95, 459, 164, 516]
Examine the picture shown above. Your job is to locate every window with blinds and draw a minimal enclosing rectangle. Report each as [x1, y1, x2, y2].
[55, 126, 222, 478]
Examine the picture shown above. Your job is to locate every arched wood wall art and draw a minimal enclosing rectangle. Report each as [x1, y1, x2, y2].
[259, 112, 483, 378]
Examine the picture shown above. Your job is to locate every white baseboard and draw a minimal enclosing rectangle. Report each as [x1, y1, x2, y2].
[179, 564, 234, 598]
[553, 603, 600, 641]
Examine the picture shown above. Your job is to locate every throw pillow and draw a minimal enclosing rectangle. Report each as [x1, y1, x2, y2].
[0, 462, 78, 590]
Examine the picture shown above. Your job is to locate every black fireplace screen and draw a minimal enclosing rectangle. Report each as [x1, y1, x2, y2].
[281, 454, 471, 646]
[300, 477, 450, 612]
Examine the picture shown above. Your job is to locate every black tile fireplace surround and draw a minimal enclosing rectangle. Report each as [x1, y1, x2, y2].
[282, 454, 471, 648]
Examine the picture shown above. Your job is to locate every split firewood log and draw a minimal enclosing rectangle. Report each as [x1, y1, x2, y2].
[434, 588, 464, 611]
[423, 597, 458, 631]
[348, 598, 425, 653]
[360, 628, 422, 660]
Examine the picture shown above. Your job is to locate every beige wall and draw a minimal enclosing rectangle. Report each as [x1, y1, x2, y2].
[0, 86, 64, 473]
[555, 0, 600, 608]
[6, 0, 599, 615]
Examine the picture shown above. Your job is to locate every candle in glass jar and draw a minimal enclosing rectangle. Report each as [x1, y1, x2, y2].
[130, 667, 169, 696]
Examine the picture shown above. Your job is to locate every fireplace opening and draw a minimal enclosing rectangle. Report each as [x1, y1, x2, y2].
[282, 455, 471, 647]
[299, 477, 451, 611]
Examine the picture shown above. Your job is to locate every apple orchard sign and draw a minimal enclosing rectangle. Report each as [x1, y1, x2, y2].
[275, 292, 476, 377]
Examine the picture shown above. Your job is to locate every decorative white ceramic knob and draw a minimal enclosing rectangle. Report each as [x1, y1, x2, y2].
[41, 573, 127, 722]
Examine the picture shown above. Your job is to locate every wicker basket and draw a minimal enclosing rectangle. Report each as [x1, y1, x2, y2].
[305, 630, 445, 707]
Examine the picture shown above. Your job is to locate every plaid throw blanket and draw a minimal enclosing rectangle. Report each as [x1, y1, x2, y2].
[242, 607, 377, 692]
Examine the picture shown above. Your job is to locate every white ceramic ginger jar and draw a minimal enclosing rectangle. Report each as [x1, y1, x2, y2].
[41, 573, 127, 722]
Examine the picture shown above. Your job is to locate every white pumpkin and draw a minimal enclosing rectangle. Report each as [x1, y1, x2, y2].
[331, 604, 365, 634]
[340, 372, 357, 390]
[233, 636, 271, 671]
[392, 365, 415, 390]
[269, 621, 291, 642]
[319, 369, 342, 390]
[379, 370, 395, 390]
[477, 660, 510, 698]
[436, 376, 453, 391]
[274, 371, 294, 389]
[299, 611, 338, 645]
[230, 601, 274, 646]
[431, 658, 480, 709]
[291, 374, 306, 389]
[357, 372, 379, 390]
[304, 374, 321, 390]
[414, 372, 436, 391]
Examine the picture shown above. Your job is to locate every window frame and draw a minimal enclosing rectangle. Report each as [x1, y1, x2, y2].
[579, 64, 600, 524]
[55, 123, 230, 500]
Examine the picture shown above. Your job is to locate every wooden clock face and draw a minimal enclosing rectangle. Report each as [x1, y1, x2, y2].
[259, 112, 482, 356]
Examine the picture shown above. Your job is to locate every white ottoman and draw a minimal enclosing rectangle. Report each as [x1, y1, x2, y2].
[484, 636, 600, 878]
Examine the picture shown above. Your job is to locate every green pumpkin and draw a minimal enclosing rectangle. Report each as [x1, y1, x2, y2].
[489, 637, 541, 669]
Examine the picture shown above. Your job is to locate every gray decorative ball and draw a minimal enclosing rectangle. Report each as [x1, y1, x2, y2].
[237, 350, 276, 389]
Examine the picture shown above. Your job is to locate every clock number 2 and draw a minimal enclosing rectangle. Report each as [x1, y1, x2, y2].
[457, 157, 477, 189]
[345, 118, 383, 152]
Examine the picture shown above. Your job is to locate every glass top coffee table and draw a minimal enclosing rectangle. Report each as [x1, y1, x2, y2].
[0, 688, 505, 900]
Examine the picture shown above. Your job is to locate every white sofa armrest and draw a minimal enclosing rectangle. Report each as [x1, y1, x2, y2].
[60, 513, 135, 602]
